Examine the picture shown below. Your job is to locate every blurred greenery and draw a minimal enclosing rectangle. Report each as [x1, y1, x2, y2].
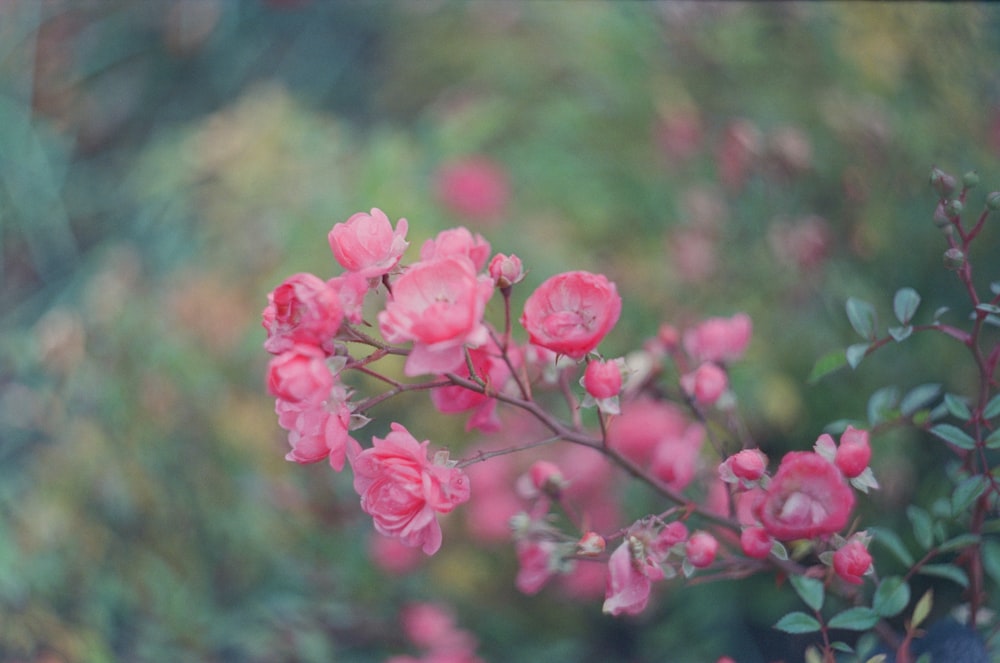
[2, 2, 1000, 662]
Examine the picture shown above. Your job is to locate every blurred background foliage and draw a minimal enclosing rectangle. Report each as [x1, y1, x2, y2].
[1, 2, 1000, 661]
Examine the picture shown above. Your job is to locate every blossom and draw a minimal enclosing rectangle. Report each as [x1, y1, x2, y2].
[740, 526, 773, 559]
[266, 344, 334, 404]
[262, 272, 343, 354]
[833, 536, 873, 585]
[420, 227, 492, 271]
[607, 398, 690, 466]
[349, 423, 471, 554]
[760, 452, 855, 541]
[685, 531, 719, 568]
[515, 540, 560, 595]
[434, 156, 510, 223]
[429, 340, 508, 432]
[583, 359, 623, 400]
[602, 535, 663, 616]
[488, 253, 524, 288]
[720, 448, 768, 484]
[651, 422, 705, 491]
[683, 313, 752, 364]
[328, 208, 409, 279]
[521, 270, 622, 360]
[378, 257, 494, 376]
[276, 397, 354, 471]
[680, 361, 728, 406]
[835, 426, 872, 479]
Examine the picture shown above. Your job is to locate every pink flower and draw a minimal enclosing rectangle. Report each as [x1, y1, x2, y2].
[607, 398, 690, 466]
[583, 359, 623, 399]
[835, 426, 872, 479]
[262, 272, 344, 355]
[528, 460, 565, 496]
[378, 257, 494, 376]
[328, 208, 409, 279]
[739, 526, 773, 559]
[515, 540, 558, 595]
[760, 452, 855, 541]
[349, 423, 471, 554]
[521, 271, 622, 360]
[680, 362, 728, 406]
[266, 344, 333, 404]
[434, 156, 510, 223]
[577, 531, 606, 556]
[721, 448, 768, 484]
[685, 531, 718, 568]
[420, 227, 492, 271]
[487, 253, 524, 288]
[370, 532, 425, 575]
[683, 313, 752, 363]
[276, 398, 354, 471]
[833, 537, 873, 585]
[602, 536, 661, 616]
[329, 271, 370, 325]
[429, 340, 508, 432]
[651, 423, 705, 491]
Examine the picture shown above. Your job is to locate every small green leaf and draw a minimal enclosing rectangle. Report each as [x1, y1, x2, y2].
[936, 533, 979, 553]
[929, 423, 977, 450]
[984, 393, 1000, 420]
[790, 575, 825, 612]
[866, 656, 889, 663]
[907, 505, 934, 550]
[774, 611, 822, 634]
[808, 349, 848, 384]
[873, 576, 910, 617]
[847, 297, 878, 340]
[846, 343, 869, 369]
[944, 393, 973, 421]
[918, 563, 969, 588]
[976, 303, 1000, 315]
[952, 476, 988, 514]
[986, 429, 1000, 449]
[911, 589, 933, 629]
[870, 526, 914, 566]
[827, 606, 879, 630]
[893, 287, 921, 324]
[933, 306, 950, 321]
[900, 384, 941, 416]
[982, 540, 1000, 585]
[831, 641, 854, 653]
[867, 386, 900, 426]
[888, 325, 912, 342]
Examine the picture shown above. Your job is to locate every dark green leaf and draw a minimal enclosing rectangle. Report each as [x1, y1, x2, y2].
[888, 325, 912, 342]
[907, 506, 933, 549]
[982, 540, 1000, 585]
[944, 393, 972, 421]
[847, 297, 878, 340]
[985, 429, 1000, 449]
[870, 527, 914, 566]
[984, 393, 1000, 420]
[900, 384, 941, 416]
[790, 575, 824, 612]
[808, 349, 848, 384]
[867, 386, 899, 426]
[936, 533, 979, 553]
[774, 611, 822, 634]
[873, 576, 910, 617]
[827, 607, 879, 630]
[893, 287, 921, 324]
[929, 423, 977, 450]
[846, 343, 869, 370]
[917, 563, 968, 588]
[952, 476, 987, 514]
[831, 642, 854, 653]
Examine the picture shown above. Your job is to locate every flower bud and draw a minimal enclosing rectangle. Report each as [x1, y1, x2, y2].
[986, 191, 1000, 211]
[962, 170, 980, 188]
[584, 359, 623, 399]
[577, 531, 606, 556]
[528, 460, 566, 498]
[944, 199, 964, 217]
[943, 247, 965, 271]
[932, 202, 951, 228]
[685, 531, 719, 568]
[930, 167, 956, 197]
[488, 253, 524, 288]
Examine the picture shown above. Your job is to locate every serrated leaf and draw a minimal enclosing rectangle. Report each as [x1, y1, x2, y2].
[888, 325, 913, 342]
[846, 343, 869, 370]
[847, 297, 878, 340]
[873, 576, 910, 617]
[893, 287, 921, 324]
[952, 476, 988, 513]
[808, 349, 848, 384]
[828, 606, 880, 630]
[986, 429, 1000, 449]
[917, 563, 969, 587]
[870, 526, 914, 566]
[867, 386, 900, 426]
[907, 506, 934, 549]
[774, 611, 822, 634]
[984, 393, 1000, 420]
[900, 384, 941, 416]
[911, 589, 933, 629]
[936, 533, 979, 553]
[790, 575, 825, 612]
[929, 423, 977, 450]
[944, 393, 973, 421]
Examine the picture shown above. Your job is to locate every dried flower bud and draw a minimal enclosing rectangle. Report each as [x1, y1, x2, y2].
[943, 248, 965, 271]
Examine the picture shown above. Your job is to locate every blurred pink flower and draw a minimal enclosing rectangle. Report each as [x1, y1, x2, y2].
[720, 448, 768, 484]
[683, 313, 752, 363]
[607, 398, 689, 466]
[328, 208, 409, 279]
[651, 422, 705, 491]
[740, 526, 773, 559]
[685, 531, 718, 568]
[266, 343, 333, 404]
[369, 532, 424, 575]
[420, 227, 492, 271]
[760, 452, 854, 541]
[379, 257, 494, 376]
[515, 539, 559, 595]
[262, 272, 343, 355]
[429, 340, 508, 432]
[434, 156, 510, 223]
[349, 423, 470, 554]
[680, 361, 728, 406]
[716, 118, 761, 191]
[521, 271, 622, 360]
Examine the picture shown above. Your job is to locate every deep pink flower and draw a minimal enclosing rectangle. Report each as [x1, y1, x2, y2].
[262, 273, 343, 354]
[760, 452, 855, 541]
[429, 340, 508, 432]
[740, 526, 773, 559]
[488, 253, 524, 288]
[349, 423, 471, 554]
[328, 208, 409, 279]
[420, 227, 492, 272]
[683, 313, 752, 364]
[434, 156, 510, 223]
[680, 361, 728, 405]
[521, 271, 622, 360]
[276, 397, 354, 471]
[515, 540, 558, 595]
[685, 531, 718, 568]
[583, 359, 622, 400]
[378, 257, 494, 376]
[833, 537, 873, 585]
[266, 344, 333, 404]
[720, 448, 768, 484]
[835, 426, 872, 479]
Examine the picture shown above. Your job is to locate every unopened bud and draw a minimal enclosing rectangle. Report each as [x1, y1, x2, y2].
[943, 248, 965, 271]
[528, 460, 566, 498]
[944, 199, 964, 217]
[962, 170, 980, 188]
[932, 202, 951, 228]
[986, 191, 1000, 211]
[577, 531, 606, 556]
[930, 167, 956, 197]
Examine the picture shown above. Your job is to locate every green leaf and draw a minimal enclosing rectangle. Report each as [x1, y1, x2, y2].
[831, 642, 854, 653]
[893, 287, 921, 324]
[976, 303, 1000, 315]
[917, 563, 969, 588]
[846, 343, 869, 370]
[986, 429, 1000, 450]
[847, 297, 878, 340]
[873, 576, 910, 617]
[944, 393, 973, 421]
[870, 526, 914, 566]
[982, 540, 1000, 585]
[936, 533, 979, 553]
[907, 505, 934, 549]
[984, 393, 1000, 420]
[888, 325, 912, 342]
[933, 306, 950, 321]
[929, 423, 977, 450]
[911, 589, 933, 629]
[808, 349, 848, 384]
[900, 384, 941, 416]
[828, 606, 879, 630]
[867, 386, 900, 426]
[952, 476, 988, 514]
[774, 611, 822, 634]
[790, 575, 825, 612]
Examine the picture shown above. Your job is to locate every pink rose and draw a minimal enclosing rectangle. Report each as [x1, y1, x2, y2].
[328, 208, 409, 279]
[378, 257, 494, 376]
[420, 227, 492, 271]
[680, 361, 728, 405]
[683, 313, 752, 363]
[266, 344, 333, 404]
[434, 156, 510, 223]
[685, 531, 718, 568]
[833, 537, 873, 585]
[276, 398, 354, 471]
[521, 271, 622, 360]
[583, 359, 622, 399]
[349, 423, 471, 554]
[262, 272, 343, 354]
[760, 452, 855, 541]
